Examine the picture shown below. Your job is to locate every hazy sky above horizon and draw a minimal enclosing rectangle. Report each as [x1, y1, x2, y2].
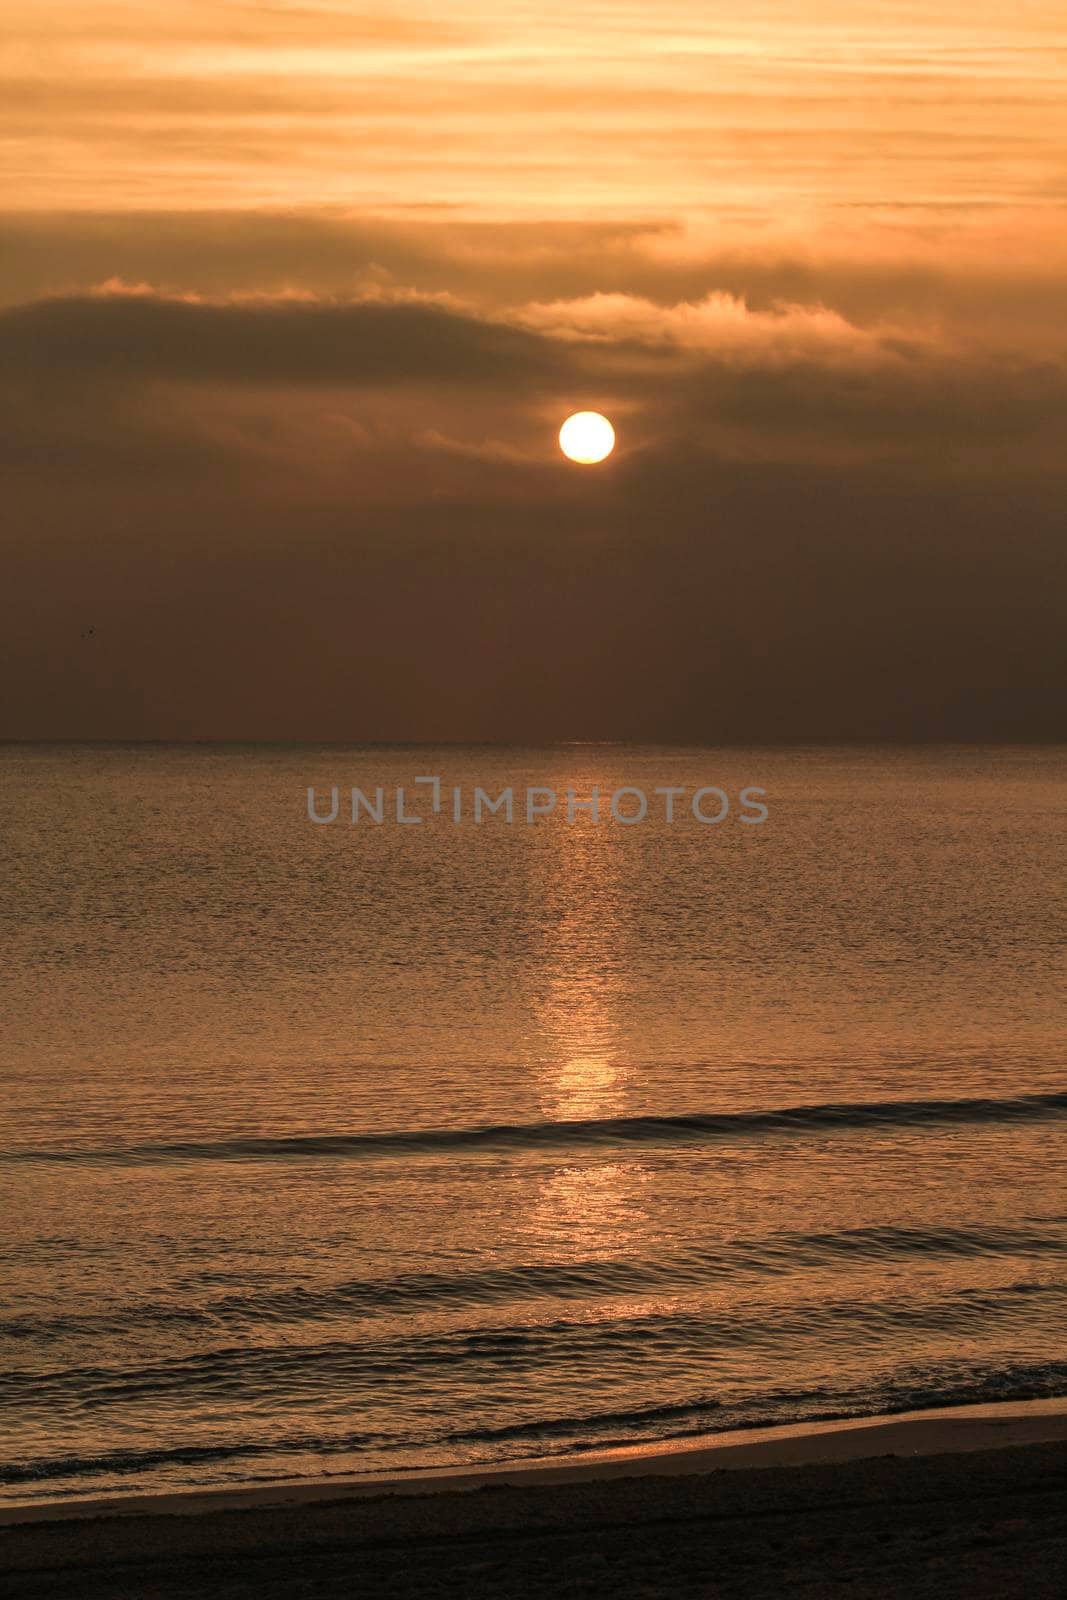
[2, 0, 1065, 739]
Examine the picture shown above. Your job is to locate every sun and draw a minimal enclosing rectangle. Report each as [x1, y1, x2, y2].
[559, 411, 615, 464]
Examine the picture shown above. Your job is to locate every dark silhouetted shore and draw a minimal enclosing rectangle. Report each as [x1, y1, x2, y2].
[3, 1406, 1066, 1598]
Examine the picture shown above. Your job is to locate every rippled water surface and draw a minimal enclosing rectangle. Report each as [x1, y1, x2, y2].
[1, 744, 1065, 1503]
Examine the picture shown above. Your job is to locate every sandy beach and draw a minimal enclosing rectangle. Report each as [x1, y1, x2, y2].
[3, 1401, 1066, 1598]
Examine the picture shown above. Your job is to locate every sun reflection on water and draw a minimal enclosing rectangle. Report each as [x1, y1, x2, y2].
[524, 800, 648, 1260]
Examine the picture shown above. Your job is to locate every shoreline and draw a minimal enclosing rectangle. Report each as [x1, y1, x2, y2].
[4, 1394, 1066, 1527]
[2, 1434, 1066, 1598]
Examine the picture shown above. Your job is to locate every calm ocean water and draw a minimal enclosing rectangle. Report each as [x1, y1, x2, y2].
[1, 744, 1065, 1506]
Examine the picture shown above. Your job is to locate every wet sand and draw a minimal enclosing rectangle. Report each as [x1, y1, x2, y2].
[3, 1402, 1066, 1597]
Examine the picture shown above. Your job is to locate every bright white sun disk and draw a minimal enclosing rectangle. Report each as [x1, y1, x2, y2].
[559, 411, 615, 464]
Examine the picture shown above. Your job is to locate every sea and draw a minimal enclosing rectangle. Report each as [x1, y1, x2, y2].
[1, 743, 1065, 1506]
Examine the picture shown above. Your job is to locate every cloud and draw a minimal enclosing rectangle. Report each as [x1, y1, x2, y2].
[1, 281, 1063, 742]
[2, 6, 1064, 741]
[3, 276, 1065, 492]
[3, 210, 1065, 363]
[6, 1, 1066, 217]
[513, 290, 882, 364]
[0, 288, 570, 388]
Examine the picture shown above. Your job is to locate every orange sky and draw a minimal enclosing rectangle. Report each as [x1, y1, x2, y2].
[2, 2, 1065, 740]
[6, 1, 1067, 218]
